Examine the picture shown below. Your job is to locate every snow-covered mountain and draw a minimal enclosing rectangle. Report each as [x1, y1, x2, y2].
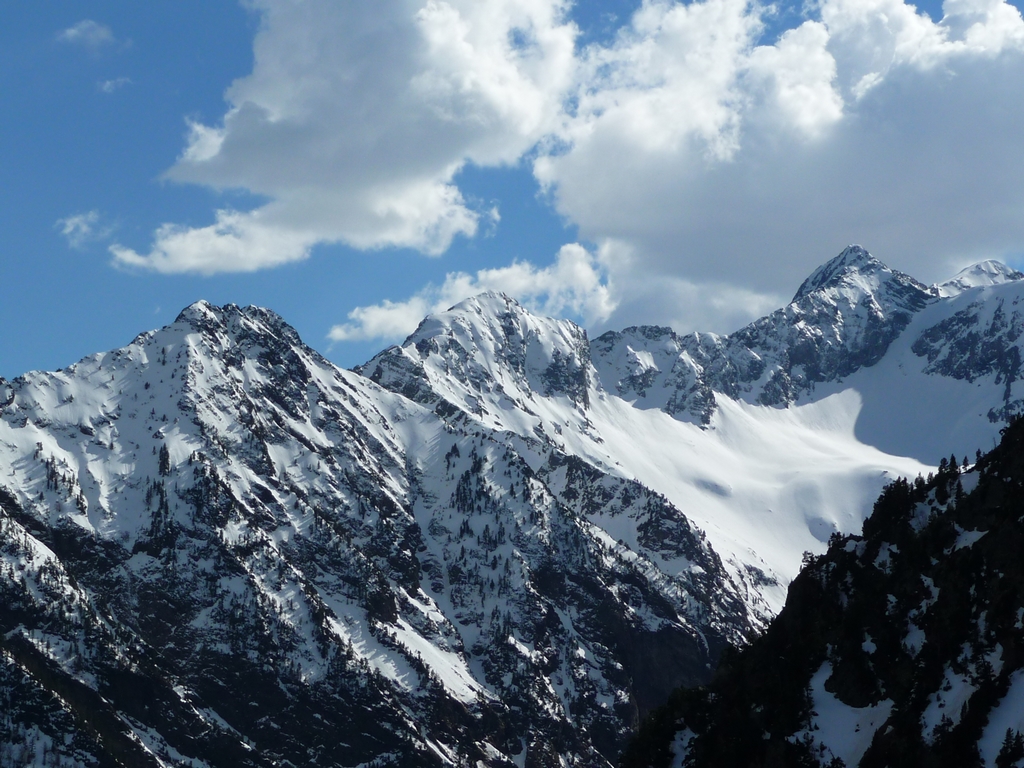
[590, 245, 934, 423]
[0, 301, 749, 768]
[2, 246, 1024, 766]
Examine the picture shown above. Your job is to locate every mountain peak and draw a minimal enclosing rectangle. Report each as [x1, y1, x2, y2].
[174, 300, 285, 328]
[174, 298, 217, 319]
[172, 299, 226, 332]
[791, 245, 888, 302]
[934, 259, 1024, 297]
[435, 290, 523, 322]
[457, 289, 515, 304]
[170, 301, 299, 348]
[398, 292, 530, 348]
[360, 290, 593, 422]
[408, 291, 578, 349]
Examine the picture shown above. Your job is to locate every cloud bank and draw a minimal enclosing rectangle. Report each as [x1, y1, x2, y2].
[538, 0, 1024, 301]
[111, 0, 1024, 338]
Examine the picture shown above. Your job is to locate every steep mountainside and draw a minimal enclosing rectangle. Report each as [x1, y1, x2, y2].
[2, 246, 1024, 766]
[359, 247, 1024, 608]
[0, 302, 752, 768]
[622, 416, 1024, 768]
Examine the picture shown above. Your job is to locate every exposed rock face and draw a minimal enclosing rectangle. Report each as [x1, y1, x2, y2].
[591, 246, 934, 423]
[911, 296, 1024, 424]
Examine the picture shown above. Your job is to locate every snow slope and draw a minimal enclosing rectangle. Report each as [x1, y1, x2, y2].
[802, 275, 1024, 463]
[626, 415, 1024, 768]
[363, 250, 1024, 610]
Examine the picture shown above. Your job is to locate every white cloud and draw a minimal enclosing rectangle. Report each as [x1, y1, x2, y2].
[98, 77, 132, 93]
[56, 211, 112, 249]
[328, 243, 613, 342]
[567, 0, 763, 160]
[596, 274, 786, 337]
[746, 21, 844, 137]
[535, 0, 1024, 314]
[115, 0, 1024, 337]
[585, 238, 786, 336]
[117, 0, 578, 274]
[57, 20, 115, 48]
[111, 209, 316, 274]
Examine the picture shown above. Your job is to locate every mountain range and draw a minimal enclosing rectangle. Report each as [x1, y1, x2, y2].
[2, 245, 1023, 767]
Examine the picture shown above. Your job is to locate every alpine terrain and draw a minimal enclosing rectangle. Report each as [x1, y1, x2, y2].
[1, 246, 1023, 766]
[622, 415, 1024, 768]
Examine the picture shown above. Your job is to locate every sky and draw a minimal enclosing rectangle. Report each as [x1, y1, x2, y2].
[3, 0, 1024, 380]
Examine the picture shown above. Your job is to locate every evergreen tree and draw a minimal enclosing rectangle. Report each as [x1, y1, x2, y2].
[997, 729, 1024, 768]
[158, 443, 170, 476]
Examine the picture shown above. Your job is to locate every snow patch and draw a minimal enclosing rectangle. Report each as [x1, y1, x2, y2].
[794, 661, 893, 767]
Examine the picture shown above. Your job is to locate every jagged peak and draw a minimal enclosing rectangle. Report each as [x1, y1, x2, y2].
[174, 300, 284, 327]
[402, 291, 585, 351]
[617, 325, 679, 340]
[451, 289, 516, 307]
[360, 291, 592, 411]
[933, 259, 1024, 297]
[171, 300, 296, 343]
[174, 299, 219, 324]
[791, 245, 889, 302]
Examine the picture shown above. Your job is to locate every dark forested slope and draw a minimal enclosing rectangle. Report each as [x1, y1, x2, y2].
[623, 417, 1024, 768]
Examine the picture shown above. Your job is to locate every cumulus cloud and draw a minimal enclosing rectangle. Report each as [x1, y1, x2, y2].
[586, 239, 786, 337]
[115, 0, 577, 274]
[115, 0, 1024, 337]
[111, 209, 317, 274]
[538, 0, 1024, 309]
[57, 20, 115, 48]
[328, 243, 613, 342]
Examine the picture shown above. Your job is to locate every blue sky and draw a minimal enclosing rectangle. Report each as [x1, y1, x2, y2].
[0, 2, 570, 376]
[4, 0, 1024, 380]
